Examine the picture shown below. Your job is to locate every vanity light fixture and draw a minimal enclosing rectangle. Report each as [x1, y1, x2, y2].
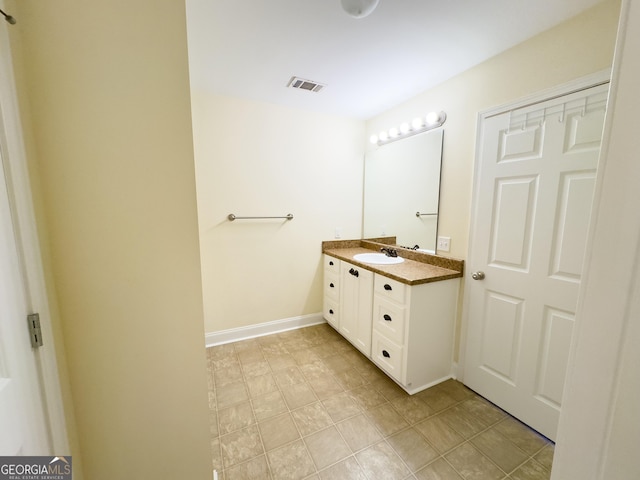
[369, 111, 447, 146]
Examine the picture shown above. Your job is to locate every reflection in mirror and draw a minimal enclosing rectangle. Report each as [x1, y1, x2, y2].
[363, 129, 443, 252]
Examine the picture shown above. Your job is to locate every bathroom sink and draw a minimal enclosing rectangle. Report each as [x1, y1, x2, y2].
[353, 253, 405, 265]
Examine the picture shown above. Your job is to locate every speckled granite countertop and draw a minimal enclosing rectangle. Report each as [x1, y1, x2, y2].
[322, 239, 464, 286]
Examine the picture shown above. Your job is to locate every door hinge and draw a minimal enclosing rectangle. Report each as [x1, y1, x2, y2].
[27, 313, 43, 348]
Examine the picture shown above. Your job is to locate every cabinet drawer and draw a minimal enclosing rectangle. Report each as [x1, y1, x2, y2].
[371, 331, 404, 381]
[373, 297, 406, 345]
[374, 275, 407, 304]
[325, 271, 340, 301]
[324, 255, 340, 274]
[323, 297, 339, 328]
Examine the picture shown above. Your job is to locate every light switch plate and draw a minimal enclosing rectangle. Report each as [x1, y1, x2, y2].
[437, 236, 451, 252]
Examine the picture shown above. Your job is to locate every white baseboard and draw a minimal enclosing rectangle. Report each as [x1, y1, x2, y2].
[205, 312, 326, 347]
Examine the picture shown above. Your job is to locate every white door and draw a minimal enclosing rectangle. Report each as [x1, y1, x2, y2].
[463, 83, 608, 440]
[0, 146, 51, 454]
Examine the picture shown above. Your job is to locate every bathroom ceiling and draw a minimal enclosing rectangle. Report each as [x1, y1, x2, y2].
[186, 0, 604, 119]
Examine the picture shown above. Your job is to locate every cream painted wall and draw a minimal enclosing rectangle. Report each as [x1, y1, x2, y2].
[366, 0, 620, 360]
[366, 0, 621, 260]
[191, 92, 365, 333]
[10, 1, 211, 479]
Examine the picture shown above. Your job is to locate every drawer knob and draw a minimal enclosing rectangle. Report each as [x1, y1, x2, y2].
[349, 268, 359, 277]
[382, 350, 390, 358]
[383, 314, 392, 322]
[384, 284, 392, 291]
[329, 309, 334, 315]
[329, 261, 334, 266]
[329, 283, 335, 288]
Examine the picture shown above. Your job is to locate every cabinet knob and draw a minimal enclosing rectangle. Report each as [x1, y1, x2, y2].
[382, 350, 390, 358]
[329, 283, 334, 288]
[349, 268, 359, 277]
[384, 284, 392, 291]
[329, 309, 334, 315]
[329, 261, 334, 266]
[383, 314, 392, 322]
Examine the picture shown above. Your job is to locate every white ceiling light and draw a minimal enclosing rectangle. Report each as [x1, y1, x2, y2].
[341, 0, 380, 19]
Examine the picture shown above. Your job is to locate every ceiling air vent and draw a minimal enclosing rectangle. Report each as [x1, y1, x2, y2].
[287, 76, 325, 93]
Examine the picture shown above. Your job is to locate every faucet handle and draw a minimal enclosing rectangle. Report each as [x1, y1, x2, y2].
[380, 247, 398, 258]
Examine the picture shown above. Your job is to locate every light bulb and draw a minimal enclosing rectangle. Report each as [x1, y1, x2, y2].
[369, 134, 379, 144]
[412, 117, 424, 130]
[389, 127, 399, 138]
[399, 122, 410, 134]
[426, 111, 440, 125]
[379, 131, 388, 142]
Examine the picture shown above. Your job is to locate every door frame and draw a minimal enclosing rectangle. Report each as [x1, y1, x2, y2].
[459, 68, 611, 383]
[0, 18, 70, 453]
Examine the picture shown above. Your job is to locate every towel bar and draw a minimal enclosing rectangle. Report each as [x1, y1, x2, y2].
[228, 213, 294, 221]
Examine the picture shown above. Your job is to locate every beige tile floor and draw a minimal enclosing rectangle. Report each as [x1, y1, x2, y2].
[207, 324, 554, 480]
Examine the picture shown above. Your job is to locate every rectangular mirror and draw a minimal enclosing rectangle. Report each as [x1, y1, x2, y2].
[363, 130, 444, 252]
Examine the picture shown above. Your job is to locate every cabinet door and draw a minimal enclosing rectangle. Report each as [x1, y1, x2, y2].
[324, 270, 340, 302]
[372, 296, 407, 345]
[371, 331, 404, 382]
[323, 297, 339, 329]
[340, 262, 373, 356]
[324, 255, 340, 274]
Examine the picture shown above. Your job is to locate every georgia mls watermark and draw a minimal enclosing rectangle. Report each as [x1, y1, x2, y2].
[0, 456, 72, 480]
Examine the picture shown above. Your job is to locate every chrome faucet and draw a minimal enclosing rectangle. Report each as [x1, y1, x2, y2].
[380, 247, 398, 257]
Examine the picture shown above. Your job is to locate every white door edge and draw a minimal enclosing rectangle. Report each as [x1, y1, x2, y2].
[553, 0, 640, 476]
[458, 69, 612, 384]
[0, 20, 70, 454]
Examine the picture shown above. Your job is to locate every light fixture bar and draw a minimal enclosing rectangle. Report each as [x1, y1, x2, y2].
[369, 111, 447, 146]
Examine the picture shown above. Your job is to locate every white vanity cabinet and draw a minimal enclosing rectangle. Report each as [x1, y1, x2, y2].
[339, 261, 373, 356]
[371, 275, 459, 394]
[323, 252, 460, 394]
